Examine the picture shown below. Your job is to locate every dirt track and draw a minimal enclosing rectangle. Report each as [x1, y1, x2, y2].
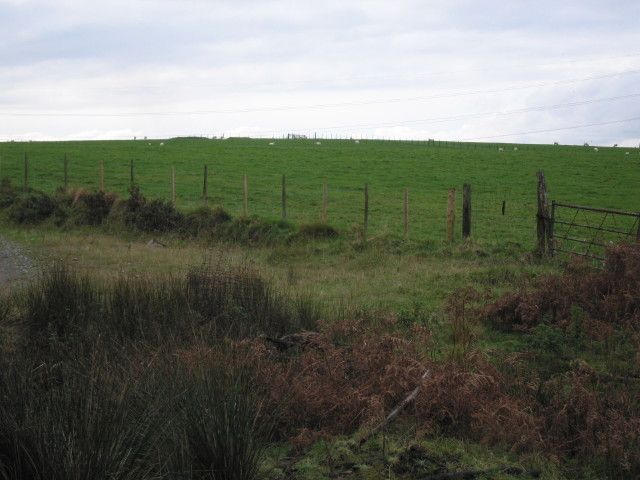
[0, 237, 34, 288]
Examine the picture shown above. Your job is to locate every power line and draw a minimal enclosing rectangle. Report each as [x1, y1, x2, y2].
[210, 92, 640, 137]
[459, 116, 640, 141]
[301, 92, 640, 132]
[3, 68, 640, 118]
[7, 51, 640, 94]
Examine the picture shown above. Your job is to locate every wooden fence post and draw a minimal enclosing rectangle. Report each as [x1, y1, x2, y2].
[23, 153, 28, 192]
[243, 174, 248, 217]
[171, 167, 176, 205]
[447, 188, 456, 241]
[549, 200, 556, 256]
[462, 184, 471, 238]
[322, 180, 328, 223]
[63, 153, 68, 190]
[281, 174, 287, 220]
[202, 165, 208, 201]
[364, 183, 369, 238]
[99, 160, 104, 192]
[536, 171, 550, 256]
[403, 188, 409, 240]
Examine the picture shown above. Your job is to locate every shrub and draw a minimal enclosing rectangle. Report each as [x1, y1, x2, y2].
[6, 192, 56, 224]
[213, 218, 294, 245]
[0, 177, 17, 209]
[132, 198, 184, 233]
[480, 242, 640, 332]
[183, 205, 232, 235]
[294, 223, 339, 240]
[72, 190, 117, 226]
[119, 185, 184, 232]
[125, 184, 146, 216]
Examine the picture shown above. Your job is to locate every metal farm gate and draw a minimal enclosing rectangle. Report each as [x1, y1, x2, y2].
[550, 202, 640, 261]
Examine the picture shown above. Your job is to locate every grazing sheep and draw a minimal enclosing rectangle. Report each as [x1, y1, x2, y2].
[315, 141, 321, 145]
[593, 147, 599, 152]
[498, 147, 504, 152]
[626, 152, 630, 155]
[159, 142, 164, 146]
[268, 142, 275, 145]
[354, 140, 360, 144]
[513, 146, 518, 151]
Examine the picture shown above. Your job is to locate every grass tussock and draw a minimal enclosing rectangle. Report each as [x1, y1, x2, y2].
[1, 244, 639, 478]
[0, 348, 269, 480]
[20, 261, 318, 346]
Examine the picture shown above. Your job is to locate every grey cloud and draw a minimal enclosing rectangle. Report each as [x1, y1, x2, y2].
[0, 0, 639, 145]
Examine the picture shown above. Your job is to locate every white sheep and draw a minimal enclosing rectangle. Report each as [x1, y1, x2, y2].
[354, 140, 360, 144]
[268, 142, 275, 145]
[593, 147, 599, 152]
[513, 146, 518, 151]
[159, 142, 164, 146]
[626, 152, 630, 155]
[315, 141, 321, 145]
[498, 147, 504, 152]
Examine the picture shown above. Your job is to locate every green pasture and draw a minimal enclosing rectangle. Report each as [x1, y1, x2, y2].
[1, 138, 638, 246]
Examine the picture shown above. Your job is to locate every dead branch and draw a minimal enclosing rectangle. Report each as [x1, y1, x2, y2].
[419, 466, 539, 479]
[358, 369, 430, 446]
[261, 331, 324, 351]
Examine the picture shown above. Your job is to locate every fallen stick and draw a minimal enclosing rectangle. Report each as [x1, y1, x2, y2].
[358, 369, 430, 446]
[419, 466, 539, 479]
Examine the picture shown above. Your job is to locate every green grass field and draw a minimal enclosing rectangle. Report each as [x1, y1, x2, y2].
[1, 138, 638, 247]
[2, 138, 640, 479]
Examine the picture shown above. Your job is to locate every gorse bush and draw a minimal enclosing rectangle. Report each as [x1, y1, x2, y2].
[133, 199, 185, 233]
[71, 190, 117, 226]
[0, 182, 341, 245]
[0, 178, 17, 209]
[6, 192, 56, 224]
[184, 205, 232, 235]
[121, 185, 185, 232]
[213, 217, 294, 245]
[295, 223, 339, 240]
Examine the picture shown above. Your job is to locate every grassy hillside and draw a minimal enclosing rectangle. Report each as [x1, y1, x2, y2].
[1, 138, 638, 247]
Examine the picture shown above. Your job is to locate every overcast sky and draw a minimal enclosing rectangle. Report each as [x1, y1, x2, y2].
[1, 0, 640, 145]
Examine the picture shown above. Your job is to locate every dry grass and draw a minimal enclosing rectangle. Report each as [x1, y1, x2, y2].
[0, 225, 554, 313]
